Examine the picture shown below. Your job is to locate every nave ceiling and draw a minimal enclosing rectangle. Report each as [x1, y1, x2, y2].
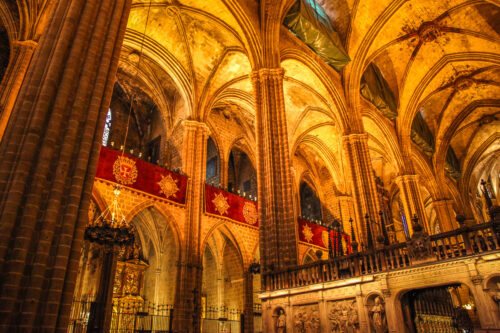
[1, 0, 498, 214]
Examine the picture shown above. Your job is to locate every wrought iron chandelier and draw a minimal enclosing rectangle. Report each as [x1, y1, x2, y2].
[84, 185, 135, 247]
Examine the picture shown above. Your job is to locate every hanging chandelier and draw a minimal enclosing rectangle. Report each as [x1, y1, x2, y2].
[85, 185, 135, 247]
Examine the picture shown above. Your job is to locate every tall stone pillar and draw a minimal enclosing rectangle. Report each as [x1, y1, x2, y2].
[173, 120, 209, 333]
[243, 270, 254, 333]
[342, 133, 381, 248]
[433, 199, 457, 232]
[394, 175, 429, 234]
[251, 68, 297, 273]
[0, 0, 131, 332]
[0, 40, 38, 140]
[0, 0, 131, 331]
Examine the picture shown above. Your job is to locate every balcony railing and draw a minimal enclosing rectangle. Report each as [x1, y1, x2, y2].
[262, 212, 500, 291]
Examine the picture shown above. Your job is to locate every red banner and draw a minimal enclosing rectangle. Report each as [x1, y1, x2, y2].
[298, 218, 351, 254]
[205, 185, 259, 227]
[95, 146, 188, 204]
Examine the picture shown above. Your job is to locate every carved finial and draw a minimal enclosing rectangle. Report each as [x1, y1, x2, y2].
[456, 214, 466, 228]
[412, 214, 423, 232]
[365, 214, 374, 250]
[481, 179, 493, 209]
[349, 218, 358, 253]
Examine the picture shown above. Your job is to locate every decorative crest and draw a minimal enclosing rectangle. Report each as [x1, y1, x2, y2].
[113, 155, 138, 185]
[242, 201, 258, 225]
[212, 192, 230, 215]
[158, 174, 179, 199]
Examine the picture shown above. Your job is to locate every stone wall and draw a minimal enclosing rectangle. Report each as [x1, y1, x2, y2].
[260, 253, 500, 332]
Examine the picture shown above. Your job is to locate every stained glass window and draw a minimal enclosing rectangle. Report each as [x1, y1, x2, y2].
[102, 108, 112, 146]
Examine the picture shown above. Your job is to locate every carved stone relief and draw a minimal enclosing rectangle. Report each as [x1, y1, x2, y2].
[328, 298, 359, 333]
[293, 304, 320, 333]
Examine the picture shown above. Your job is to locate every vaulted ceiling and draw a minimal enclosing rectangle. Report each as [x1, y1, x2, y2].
[2, 0, 496, 210]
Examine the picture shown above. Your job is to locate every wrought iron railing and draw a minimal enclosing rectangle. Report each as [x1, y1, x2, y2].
[202, 306, 242, 333]
[67, 298, 173, 333]
[262, 214, 500, 291]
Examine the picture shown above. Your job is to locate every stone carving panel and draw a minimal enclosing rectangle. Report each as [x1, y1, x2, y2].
[328, 298, 359, 333]
[293, 303, 320, 333]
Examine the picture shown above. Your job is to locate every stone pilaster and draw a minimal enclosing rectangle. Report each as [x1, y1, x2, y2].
[251, 68, 297, 272]
[394, 174, 428, 234]
[342, 133, 381, 248]
[0, 40, 37, 140]
[0, 0, 131, 331]
[432, 199, 457, 232]
[173, 120, 209, 333]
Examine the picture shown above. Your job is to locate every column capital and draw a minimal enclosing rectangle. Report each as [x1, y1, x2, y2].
[337, 195, 353, 202]
[432, 199, 454, 207]
[394, 174, 420, 185]
[182, 120, 210, 135]
[250, 67, 285, 82]
[12, 39, 38, 49]
[342, 132, 368, 143]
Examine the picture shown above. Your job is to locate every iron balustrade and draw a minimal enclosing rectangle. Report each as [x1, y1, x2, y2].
[67, 298, 174, 333]
[262, 217, 500, 291]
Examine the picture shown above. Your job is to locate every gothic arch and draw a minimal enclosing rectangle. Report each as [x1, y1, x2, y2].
[125, 200, 182, 260]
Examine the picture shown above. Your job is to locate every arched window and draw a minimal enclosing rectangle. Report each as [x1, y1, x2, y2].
[206, 137, 220, 186]
[102, 108, 112, 146]
[299, 182, 322, 221]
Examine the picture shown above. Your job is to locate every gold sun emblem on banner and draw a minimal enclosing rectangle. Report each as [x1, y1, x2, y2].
[158, 174, 179, 199]
[242, 202, 258, 225]
[302, 224, 314, 243]
[212, 192, 230, 215]
[113, 155, 138, 185]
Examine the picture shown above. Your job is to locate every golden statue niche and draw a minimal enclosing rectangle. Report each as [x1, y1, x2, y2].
[110, 241, 149, 332]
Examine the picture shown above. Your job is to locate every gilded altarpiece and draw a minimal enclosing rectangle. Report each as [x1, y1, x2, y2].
[111, 244, 149, 330]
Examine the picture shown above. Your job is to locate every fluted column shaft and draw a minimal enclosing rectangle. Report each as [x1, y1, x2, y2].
[395, 174, 429, 234]
[433, 199, 456, 232]
[173, 120, 210, 333]
[0, 40, 37, 141]
[342, 133, 381, 247]
[252, 68, 297, 273]
[0, 0, 131, 331]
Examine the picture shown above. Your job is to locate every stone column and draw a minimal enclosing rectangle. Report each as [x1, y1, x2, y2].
[243, 270, 254, 333]
[0, 0, 131, 331]
[217, 265, 224, 309]
[173, 120, 209, 333]
[251, 68, 297, 273]
[469, 274, 499, 329]
[86, 244, 119, 333]
[0, 40, 38, 140]
[394, 175, 429, 234]
[342, 133, 381, 248]
[433, 199, 457, 231]
[220, 155, 228, 189]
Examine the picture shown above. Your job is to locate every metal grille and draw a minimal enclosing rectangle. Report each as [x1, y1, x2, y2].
[201, 306, 241, 333]
[253, 304, 262, 333]
[67, 298, 173, 333]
